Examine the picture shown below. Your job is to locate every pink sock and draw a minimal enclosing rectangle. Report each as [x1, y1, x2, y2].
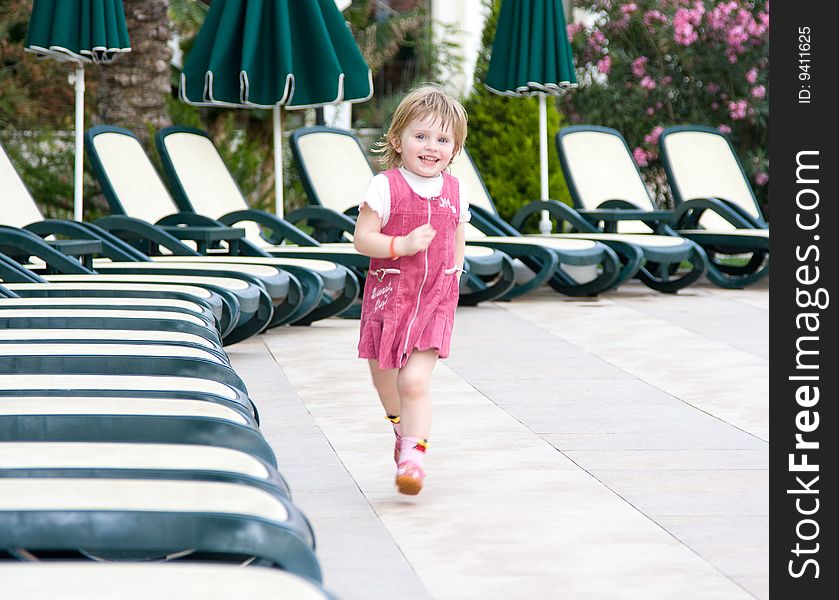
[399, 437, 428, 467]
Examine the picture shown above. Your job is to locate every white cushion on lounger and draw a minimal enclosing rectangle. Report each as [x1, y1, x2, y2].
[0, 329, 218, 348]
[0, 308, 208, 326]
[0, 297, 206, 312]
[92, 260, 282, 278]
[45, 274, 251, 291]
[0, 375, 239, 399]
[152, 255, 339, 272]
[6, 281, 215, 299]
[0, 343, 225, 363]
[0, 396, 246, 424]
[0, 442, 268, 478]
[0, 479, 288, 521]
[0, 563, 328, 600]
[660, 129, 762, 229]
[0, 144, 43, 228]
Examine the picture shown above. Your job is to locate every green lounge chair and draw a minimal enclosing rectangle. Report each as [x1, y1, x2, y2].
[288, 126, 624, 298]
[0, 478, 320, 580]
[0, 396, 275, 464]
[0, 441, 291, 500]
[0, 142, 285, 335]
[0, 227, 272, 345]
[84, 125, 359, 325]
[659, 125, 769, 287]
[0, 372, 256, 422]
[154, 126, 517, 306]
[555, 125, 768, 288]
[449, 150, 708, 293]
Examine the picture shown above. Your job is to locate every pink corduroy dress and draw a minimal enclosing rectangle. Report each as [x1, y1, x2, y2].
[358, 169, 462, 369]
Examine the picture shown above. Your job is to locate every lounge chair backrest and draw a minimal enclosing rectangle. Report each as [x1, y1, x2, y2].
[155, 129, 265, 244]
[660, 127, 763, 230]
[557, 127, 655, 234]
[447, 152, 496, 241]
[0, 142, 46, 228]
[291, 127, 375, 213]
[85, 127, 179, 223]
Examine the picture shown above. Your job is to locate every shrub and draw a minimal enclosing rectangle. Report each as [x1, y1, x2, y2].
[564, 0, 769, 211]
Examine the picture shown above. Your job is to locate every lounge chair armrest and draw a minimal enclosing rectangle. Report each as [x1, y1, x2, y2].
[674, 198, 758, 229]
[510, 200, 600, 233]
[469, 206, 518, 236]
[93, 215, 199, 256]
[156, 212, 227, 228]
[343, 206, 360, 218]
[677, 197, 766, 229]
[218, 208, 320, 247]
[24, 219, 147, 262]
[285, 206, 356, 242]
[0, 226, 95, 274]
[577, 201, 675, 233]
[469, 206, 516, 236]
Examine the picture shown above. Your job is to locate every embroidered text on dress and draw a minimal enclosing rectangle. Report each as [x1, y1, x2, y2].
[371, 282, 393, 300]
[371, 281, 393, 312]
[438, 197, 456, 214]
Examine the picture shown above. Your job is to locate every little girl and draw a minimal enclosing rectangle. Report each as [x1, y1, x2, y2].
[353, 84, 469, 496]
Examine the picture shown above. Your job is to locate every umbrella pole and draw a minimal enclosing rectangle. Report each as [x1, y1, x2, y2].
[73, 66, 85, 222]
[273, 105, 284, 218]
[538, 94, 552, 234]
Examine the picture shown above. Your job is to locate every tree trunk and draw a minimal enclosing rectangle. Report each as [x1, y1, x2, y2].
[95, 0, 173, 140]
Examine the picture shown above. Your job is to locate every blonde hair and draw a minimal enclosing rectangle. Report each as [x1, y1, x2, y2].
[373, 83, 468, 170]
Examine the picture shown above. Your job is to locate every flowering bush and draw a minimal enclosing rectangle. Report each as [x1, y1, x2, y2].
[563, 0, 769, 211]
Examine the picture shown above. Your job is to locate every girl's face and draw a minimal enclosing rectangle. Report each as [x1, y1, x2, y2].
[393, 114, 456, 178]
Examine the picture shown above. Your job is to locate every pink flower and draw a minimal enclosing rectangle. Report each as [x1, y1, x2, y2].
[707, 82, 720, 94]
[751, 85, 766, 99]
[566, 23, 584, 40]
[631, 56, 648, 77]
[596, 55, 612, 74]
[646, 106, 656, 115]
[644, 126, 664, 145]
[755, 172, 769, 186]
[745, 68, 758, 84]
[620, 3, 638, 14]
[728, 99, 748, 120]
[717, 124, 732, 134]
[640, 76, 657, 90]
[643, 10, 667, 29]
[674, 9, 699, 45]
[660, 75, 673, 86]
[633, 147, 648, 167]
[711, 102, 719, 110]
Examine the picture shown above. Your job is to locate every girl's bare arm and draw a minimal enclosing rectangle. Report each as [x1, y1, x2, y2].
[353, 204, 435, 258]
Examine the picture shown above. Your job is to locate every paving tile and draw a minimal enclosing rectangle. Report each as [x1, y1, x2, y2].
[226, 280, 768, 599]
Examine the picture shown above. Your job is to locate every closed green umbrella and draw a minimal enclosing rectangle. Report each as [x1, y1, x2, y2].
[485, 0, 576, 234]
[25, 0, 131, 221]
[180, 0, 373, 217]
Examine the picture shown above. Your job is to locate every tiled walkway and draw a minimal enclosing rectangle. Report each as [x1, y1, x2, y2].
[228, 279, 768, 600]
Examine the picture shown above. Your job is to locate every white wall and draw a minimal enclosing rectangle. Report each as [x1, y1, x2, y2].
[431, 0, 489, 97]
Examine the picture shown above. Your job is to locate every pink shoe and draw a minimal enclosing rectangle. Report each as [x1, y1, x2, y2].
[395, 461, 425, 495]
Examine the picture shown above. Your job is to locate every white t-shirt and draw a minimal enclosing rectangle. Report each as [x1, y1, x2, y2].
[360, 167, 471, 227]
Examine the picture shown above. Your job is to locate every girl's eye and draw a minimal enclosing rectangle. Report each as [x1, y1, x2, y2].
[439, 138, 450, 144]
[416, 134, 426, 140]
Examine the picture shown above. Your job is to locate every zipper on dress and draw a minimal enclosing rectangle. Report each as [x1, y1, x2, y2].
[402, 199, 432, 360]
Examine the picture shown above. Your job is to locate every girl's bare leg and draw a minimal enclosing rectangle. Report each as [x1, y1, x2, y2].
[396, 349, 438, 439]
[367, 359, 400, 416]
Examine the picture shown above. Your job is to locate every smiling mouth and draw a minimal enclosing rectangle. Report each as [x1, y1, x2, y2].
[419, 156, 439, 165]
